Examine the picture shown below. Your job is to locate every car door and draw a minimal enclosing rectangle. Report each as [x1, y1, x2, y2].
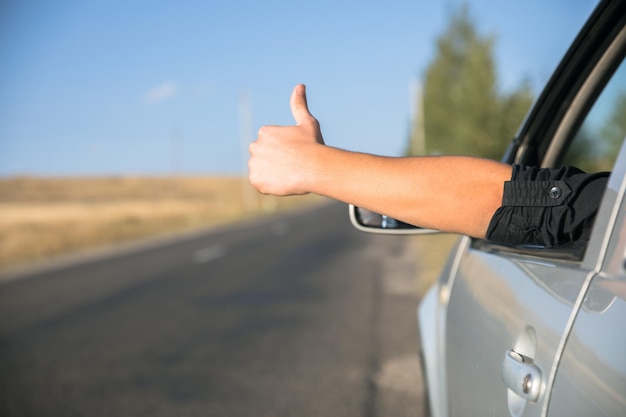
[547, 138, 626, 417]
[443, 1, 626, 416]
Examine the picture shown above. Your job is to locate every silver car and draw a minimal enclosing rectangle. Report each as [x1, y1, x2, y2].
[350, 0, 626, 416]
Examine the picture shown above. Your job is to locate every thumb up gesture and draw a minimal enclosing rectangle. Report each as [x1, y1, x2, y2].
[249, 84, 325, 196]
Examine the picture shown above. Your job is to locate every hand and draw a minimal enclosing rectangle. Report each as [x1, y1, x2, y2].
[249, 84, 325, 196]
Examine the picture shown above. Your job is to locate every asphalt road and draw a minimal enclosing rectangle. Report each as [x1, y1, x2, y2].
[0, 202, 429, 417]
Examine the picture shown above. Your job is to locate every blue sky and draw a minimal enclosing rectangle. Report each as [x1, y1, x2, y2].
[0, 0, 599, 176]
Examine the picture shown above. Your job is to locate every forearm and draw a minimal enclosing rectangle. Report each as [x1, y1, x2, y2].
[305, 145, 512, 238]
[249, 84, 512, 239]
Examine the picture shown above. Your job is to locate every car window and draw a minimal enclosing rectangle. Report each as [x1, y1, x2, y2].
[562, 59, 626, 172]
[475, 38, 626, 261]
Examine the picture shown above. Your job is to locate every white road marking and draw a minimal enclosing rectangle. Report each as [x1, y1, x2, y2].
[193, 244, 226, 264]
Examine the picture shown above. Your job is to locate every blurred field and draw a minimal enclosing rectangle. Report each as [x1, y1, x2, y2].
[0, 176, 324, 271]
[411, 233, 459, 295]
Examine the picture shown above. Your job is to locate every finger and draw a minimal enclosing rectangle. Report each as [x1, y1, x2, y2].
[290, 84, 313, 125]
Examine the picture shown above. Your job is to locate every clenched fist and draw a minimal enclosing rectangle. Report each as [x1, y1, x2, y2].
[248, 84, 325, 195]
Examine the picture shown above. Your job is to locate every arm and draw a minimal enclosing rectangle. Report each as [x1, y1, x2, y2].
[248, 84, 512, 239]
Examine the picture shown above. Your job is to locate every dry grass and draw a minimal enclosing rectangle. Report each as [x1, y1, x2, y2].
[0, 176, 324, 270]
[410, 233, 460, 295]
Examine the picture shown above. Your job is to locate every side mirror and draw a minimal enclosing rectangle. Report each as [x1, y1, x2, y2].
[348, 204, 440, 235]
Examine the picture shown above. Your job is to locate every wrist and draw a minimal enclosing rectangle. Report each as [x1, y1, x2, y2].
[299, 142, 328, 195]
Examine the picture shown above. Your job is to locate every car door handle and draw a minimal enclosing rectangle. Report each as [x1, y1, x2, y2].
[501, 349, 543, 402]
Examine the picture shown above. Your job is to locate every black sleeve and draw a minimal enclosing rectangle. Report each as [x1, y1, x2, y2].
[485, 165, 610, 247]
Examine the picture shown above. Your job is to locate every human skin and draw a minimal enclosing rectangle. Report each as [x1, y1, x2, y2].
[248, 84, 512, 239]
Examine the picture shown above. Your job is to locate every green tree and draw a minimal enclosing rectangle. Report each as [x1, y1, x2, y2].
[408, 4, 533, 160]
[564, 91, 626, 172]
[600, 91, 626, 162]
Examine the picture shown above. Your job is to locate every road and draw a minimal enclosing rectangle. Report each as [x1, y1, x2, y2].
[0, 202, 429, 417]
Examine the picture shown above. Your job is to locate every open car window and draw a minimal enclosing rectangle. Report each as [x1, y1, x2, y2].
[561, 59, 626, 172]
[475, 22, 626, 262]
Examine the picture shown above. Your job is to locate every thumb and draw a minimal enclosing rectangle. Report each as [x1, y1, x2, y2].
[290, 84, 313, 126]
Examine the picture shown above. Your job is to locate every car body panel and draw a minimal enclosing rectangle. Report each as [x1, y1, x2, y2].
[445, 248, 591, 416]
[548, 275, 626, 416]
[418, 236, 470, 417]
[548, 142, 626, 417]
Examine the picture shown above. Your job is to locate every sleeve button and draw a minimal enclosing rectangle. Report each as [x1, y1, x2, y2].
[549, 186, 562, 199]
